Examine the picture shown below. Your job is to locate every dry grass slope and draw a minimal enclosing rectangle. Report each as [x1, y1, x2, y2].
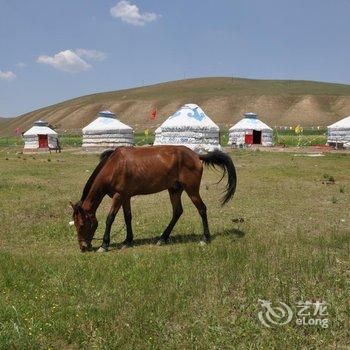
[2, 77, 350, 135]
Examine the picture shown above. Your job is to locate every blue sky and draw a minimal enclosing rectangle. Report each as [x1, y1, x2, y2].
[1, 0, 350, 117]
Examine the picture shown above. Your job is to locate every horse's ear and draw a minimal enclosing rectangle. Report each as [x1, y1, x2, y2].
[70, 201, 81, 214]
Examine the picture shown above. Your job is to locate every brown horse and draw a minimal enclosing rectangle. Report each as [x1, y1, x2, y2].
[70, 146, 236, 252]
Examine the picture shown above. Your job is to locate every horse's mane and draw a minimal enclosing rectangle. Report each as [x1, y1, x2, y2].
[80, 149, 115, 202]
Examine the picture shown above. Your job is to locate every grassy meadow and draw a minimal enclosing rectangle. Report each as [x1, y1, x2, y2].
[274, 129, 327, 147]
[0, 133, 154, 148]
[0, 128, 328, 149]
[0, 146, 349, 349]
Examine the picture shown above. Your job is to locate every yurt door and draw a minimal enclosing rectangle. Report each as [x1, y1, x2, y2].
[253, 130, 262, 144]
[38, 135, 48, 148]
[245, 133, 253, 144]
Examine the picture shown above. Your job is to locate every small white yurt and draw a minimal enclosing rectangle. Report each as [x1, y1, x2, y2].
[327, 116, 350, 149]
[82, 110, 134, 151]
[153, 103, 221, 153]
[23, 120, 59, 152]
[228, 113, 273, 147]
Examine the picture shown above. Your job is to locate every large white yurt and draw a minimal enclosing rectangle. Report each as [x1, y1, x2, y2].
[153, 103, 221, 153]
[23, 120, 59, 152]
[82, 110, 134, 151]
[327, 116, 350, 149]
[228, 113, 273, 147]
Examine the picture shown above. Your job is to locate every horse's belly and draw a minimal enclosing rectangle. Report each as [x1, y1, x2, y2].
[128, 176, 177, 196]
[118, 156, 184, 196]
[135, 182, 174, 195]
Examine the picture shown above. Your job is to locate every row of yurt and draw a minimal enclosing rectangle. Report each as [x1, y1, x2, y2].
[22, 111, 134, 153]
[21, 108, 275, 152]
[153, 105, 274, 150]
[22, 108, 350, 153]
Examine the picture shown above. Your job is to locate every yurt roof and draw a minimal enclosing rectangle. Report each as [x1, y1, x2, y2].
[23, 120, 58, 136]
[159, 104, 219, 130]
[82, 110, 133, 133]
[229, 113, 272, 131]
[328, 116, 350, 129]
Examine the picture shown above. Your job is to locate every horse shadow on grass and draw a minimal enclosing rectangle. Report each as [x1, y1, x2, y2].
[96, 227, 246, 251]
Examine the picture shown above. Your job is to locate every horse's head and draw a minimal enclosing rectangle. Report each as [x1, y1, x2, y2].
[70, 201, 98, 252]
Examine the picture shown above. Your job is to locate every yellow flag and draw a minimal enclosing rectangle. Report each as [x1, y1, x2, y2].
[144, 129, 149, 136]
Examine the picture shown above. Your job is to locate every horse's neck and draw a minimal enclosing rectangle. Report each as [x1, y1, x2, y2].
[82, 185, 105, 214]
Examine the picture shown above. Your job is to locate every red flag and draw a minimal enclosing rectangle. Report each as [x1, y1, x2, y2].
[150, 107, 157, 120]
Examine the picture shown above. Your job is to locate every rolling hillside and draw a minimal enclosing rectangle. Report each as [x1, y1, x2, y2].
[1, 77, 350, 135]
[0, 118, 9, 128]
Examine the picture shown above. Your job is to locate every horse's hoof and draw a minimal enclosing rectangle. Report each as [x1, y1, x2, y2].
[120, 242, 132, 250]
[97, 246, 108, 253]
[156, 238, 167, 246]
[199, 240, 208, 246]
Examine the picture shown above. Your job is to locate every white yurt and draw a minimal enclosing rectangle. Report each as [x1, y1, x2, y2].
[82, 110, 134, 151]
[153, 103, 221, 153]
[228, 113, 273, 147]
[327, 116, 350, 149]
[23, 120, 59, 152]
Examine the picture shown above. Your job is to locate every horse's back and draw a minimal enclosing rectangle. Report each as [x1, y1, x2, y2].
[113, 145, 200, 167]
[105, 146, 202, 195]
[116, 145, 196, 157]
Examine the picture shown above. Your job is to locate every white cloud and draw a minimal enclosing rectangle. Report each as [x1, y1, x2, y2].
[110, 1, 160, 26]
[0, 70, 16, 81]
[75, 49, 106, 61]
[37, 50, 91, 73]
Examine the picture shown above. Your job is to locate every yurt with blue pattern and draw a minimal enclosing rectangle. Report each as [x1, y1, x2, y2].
[153, 104, 221, 153]
[82, 110, 134, 151]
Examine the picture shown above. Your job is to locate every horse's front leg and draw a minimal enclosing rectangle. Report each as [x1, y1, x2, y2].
[97, 193, 123, 253]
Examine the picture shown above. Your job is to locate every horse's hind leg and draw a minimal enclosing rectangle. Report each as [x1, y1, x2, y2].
[121, 198, 133, 249]
[185, 187, 210, 244]
[157, 187, 183, 245]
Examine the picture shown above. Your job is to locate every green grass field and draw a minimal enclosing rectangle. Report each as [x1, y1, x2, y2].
[0, 134, 155, 148]
[0, 129, 328, 149]
[274, 129, 327, 147]
[0, 147, 349, 349]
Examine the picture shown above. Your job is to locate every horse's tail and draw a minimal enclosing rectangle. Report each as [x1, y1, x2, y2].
[199, 150, 237, 205]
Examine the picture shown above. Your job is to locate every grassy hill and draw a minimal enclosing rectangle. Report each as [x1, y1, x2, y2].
[1, 77, 350, 135]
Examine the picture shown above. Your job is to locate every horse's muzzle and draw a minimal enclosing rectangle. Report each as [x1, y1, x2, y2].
[79, 241, 93, 252]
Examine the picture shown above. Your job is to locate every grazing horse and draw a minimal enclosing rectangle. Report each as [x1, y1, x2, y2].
[70, 146, 237, 252]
